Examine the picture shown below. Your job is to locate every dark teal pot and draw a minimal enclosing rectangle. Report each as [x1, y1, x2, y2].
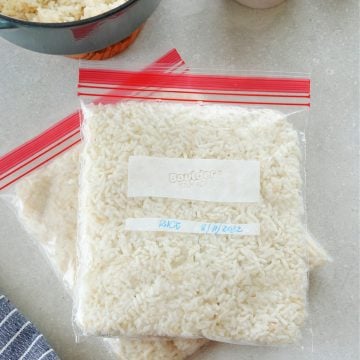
[0, 0, 160, 55]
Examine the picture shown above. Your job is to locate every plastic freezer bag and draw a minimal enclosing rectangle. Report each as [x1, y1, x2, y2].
[75, 67, 317, 344]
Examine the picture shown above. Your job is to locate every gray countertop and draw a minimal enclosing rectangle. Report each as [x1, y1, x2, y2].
[0, 0, 358, 359]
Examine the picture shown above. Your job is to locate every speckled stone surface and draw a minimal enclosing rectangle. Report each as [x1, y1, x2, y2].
[0, 1, 358, 359]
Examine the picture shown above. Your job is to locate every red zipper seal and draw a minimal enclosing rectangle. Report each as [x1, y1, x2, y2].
[79, 71, 310, 95]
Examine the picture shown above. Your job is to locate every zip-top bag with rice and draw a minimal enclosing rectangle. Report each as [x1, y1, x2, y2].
[0, 77, 328, 359]
[74, 64, 315, 345]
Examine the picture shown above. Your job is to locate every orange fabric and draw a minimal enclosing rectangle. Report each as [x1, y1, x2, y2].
[68, 25, 143, 60]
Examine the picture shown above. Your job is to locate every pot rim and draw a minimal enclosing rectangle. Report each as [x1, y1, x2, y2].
[0, 0, 138, 28]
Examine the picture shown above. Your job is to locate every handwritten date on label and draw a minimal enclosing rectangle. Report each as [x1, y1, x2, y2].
[124, 218, 259, 236]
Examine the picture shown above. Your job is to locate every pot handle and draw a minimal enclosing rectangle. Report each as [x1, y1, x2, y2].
[0, 18, 17, 29]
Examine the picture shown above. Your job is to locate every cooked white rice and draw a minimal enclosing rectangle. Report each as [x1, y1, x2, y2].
[14, 142, 329, 358]
[75, 101, 313, 344]
[0, 0, 128, 22]
[14, 146, 329, 291]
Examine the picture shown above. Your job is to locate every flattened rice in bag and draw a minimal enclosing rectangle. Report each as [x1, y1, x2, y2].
[74, 66, 315, 344]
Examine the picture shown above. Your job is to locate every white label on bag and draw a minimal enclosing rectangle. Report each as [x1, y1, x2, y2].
[125, 218, 260, 236]
[127, 156, 260, 203]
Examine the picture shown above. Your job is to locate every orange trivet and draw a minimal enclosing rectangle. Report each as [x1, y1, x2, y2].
[68, 25, 143, 60]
